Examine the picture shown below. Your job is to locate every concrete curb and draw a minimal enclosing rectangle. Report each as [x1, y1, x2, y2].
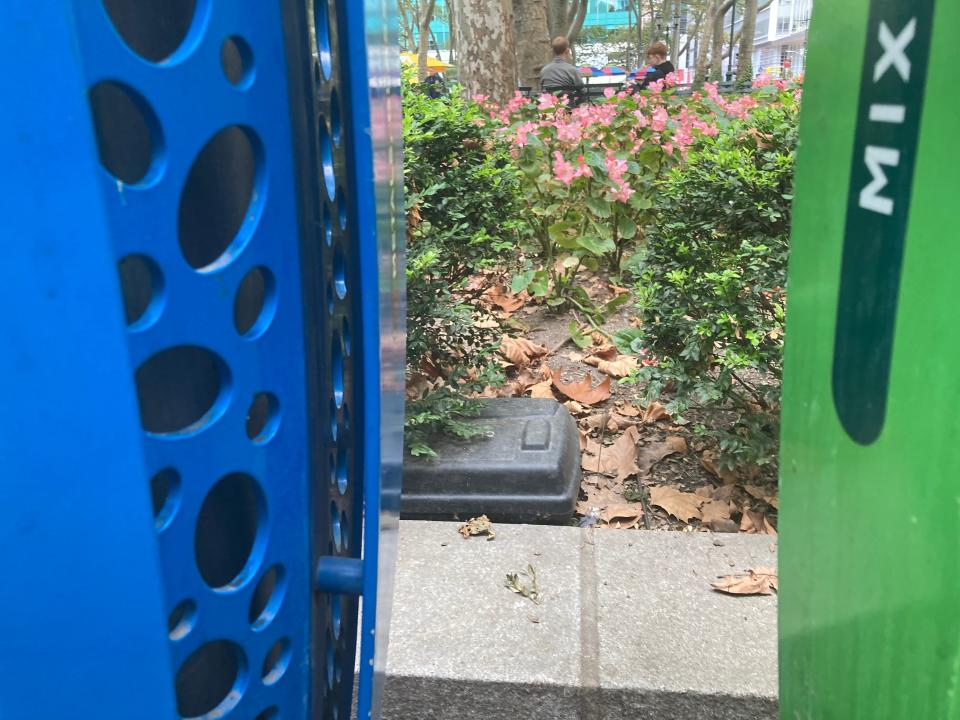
[381, 521, 778, 719]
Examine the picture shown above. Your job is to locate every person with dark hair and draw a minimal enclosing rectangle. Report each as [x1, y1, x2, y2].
[539, 36, 585, 105]
[638, 41, 675, 90]
[424, 67, 446, 99]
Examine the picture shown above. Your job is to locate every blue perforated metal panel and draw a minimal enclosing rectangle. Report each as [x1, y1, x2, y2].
[0, 1, 403, 718]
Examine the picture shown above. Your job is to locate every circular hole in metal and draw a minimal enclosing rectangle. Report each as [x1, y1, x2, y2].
[234, 265, 277, 339]
[319, 121, 336, 201]
[101, 0, 198, 63]
[314, 0, 332, 79]
[341, 318, 351, 356]
[179, 125, 262, 271]
[329, 87, 342, 146]
[118, 253, 164, 329]
[324, 212, 333, 247]
[332, 330, 344, 408]
[221, 35, 255, 88]
[254, 707, 279, 720]
[195, 473, 264, 590]
[331, 595, 342, 640]
[246, 392, 280, 444]
[342, 403, 350, 432]
[326, 281, 334, 315]
[150, 467, 181, 531]
[331, 502, 342, 550]
[88, 81, 163, 185]
[340, 510, 349, 551]
[325, 639, 335, 689]
[333, 246, 347, 299]
[168, 599, 197, 641]
[135, 345, 230, 436]
[330, 399, 338, 443]
[335, 446, 347, 495]
[261, 638, 291, 685]
[175, 639, 246, 719]
[250, 564, 287, 631]
[337, 191, 347, 230]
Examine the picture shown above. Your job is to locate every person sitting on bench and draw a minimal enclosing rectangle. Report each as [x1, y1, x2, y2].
[539, 36, 586, 106]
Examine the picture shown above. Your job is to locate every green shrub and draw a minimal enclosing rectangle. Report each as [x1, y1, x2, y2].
[402, 69, 524, 456]
[619, 91, 799, 469]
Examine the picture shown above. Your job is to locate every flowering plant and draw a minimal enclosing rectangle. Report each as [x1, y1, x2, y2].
[476, 77, 732, 310]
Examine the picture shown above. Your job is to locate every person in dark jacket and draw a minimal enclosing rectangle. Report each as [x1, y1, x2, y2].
[539, 36, 586, 105]
[638, 41, 675, 90]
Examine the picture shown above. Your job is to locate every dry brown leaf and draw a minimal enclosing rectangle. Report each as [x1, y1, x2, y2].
[500, 336, 549, 366]
[564, 400, 588, 416]
[576, 485, 627, 516]
[566, 351, 585, 363]
[694, 486, 714, 499]
[600, 503, 644, 528]
[711, 567, 778, 596]
[584, 354, 639, 378]
[529, 380, 555, 399]
[487, 285, 527, 313]
[577, 428, 588, 451]
[458, 515, 496, 540]
[743, 484, 779, 509]
[701, 499, 732, 524]
[642, 401, 671, 423]
[584, 413, 608, 430]
[581, 426, 642, 480]
[709, 518, 740, 533]
[585, 343, 618, 360]
[701, 451, 738, 484]
[609, 282, 631, 296]
[617, 403, 641, 417]
[591, 331, 608, 346]
[618, 405, 641, 418]
[551, 369, 612, 405]
[635, 436, 687, 477]
[649, 485, 704, 522]
[740, 510, 778, 536]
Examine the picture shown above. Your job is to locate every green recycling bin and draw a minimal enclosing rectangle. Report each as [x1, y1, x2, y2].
[781, 0, 960, 717]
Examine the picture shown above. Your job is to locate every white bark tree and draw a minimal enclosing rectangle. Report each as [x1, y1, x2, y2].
[513, 0, 551, 89]
[453, 0, 518, 103]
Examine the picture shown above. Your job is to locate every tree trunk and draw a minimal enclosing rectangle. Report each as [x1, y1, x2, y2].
[513, 0, 552, 89]
[694, 0, 718, 87]
[736, 0, 758, 86]
[417, 0, 438, 81]
[399, 0, 417, 52]
[708, 0, 725, 82]
[565, 0, 588, 44]
[454, 0, 518, 104]
[448, 0, 457, 62]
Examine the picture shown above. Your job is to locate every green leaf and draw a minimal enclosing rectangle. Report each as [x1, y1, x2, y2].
[529, 271, 550, 297]
[586, 196, 613, 218]
[511, 270, 534, 293]
[409, 442, 438, 458]
[617, 216, 637, 240]
[569, 321, 592, 349]
[576, 235, 616, 256]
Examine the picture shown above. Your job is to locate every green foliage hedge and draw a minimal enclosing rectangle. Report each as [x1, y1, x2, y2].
[620, 91, 799, 469]
[402, 70, 524, 455]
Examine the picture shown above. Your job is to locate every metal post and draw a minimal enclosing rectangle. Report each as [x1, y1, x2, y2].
[727, 0, 736, 82]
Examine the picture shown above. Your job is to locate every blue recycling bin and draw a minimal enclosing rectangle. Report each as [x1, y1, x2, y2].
[0, 1, 404, 718]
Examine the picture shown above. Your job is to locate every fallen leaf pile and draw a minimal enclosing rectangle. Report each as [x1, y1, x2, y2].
[711, 567, 778, 596]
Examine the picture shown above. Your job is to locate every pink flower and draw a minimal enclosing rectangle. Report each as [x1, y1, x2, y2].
[663, 142, 674, 156]
[552, 151, 576, 185]
[610, 182, 635, 203]
[556, 121, 582, 144]
[538, 93, 558, 110]
[651, 107, 668, 132]
[603, 86, 616, 99]
[605, 153, 628, 184]
[514, 121, 538, 147]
